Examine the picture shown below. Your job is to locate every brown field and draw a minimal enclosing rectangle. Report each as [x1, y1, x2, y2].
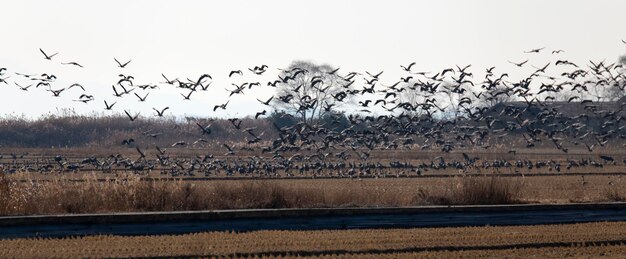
[2, 172, 625, 215]
[2, 221, 626, 258]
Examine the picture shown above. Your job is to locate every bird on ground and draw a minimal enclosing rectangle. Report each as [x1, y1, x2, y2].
[171, 141, 187, 147]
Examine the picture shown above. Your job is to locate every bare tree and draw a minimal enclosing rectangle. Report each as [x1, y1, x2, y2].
[272, 60, 353, 123]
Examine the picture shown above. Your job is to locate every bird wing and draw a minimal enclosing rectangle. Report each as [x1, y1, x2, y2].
[124, 110, 132, 119]
[39, 48, 48, 58]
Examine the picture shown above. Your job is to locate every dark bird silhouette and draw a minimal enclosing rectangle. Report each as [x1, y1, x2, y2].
[124, 110, 139, 121]
[508, 60, 529, 67]
[366, 71, 384, 78]
[552, 49, 564, 54]
[39, 48, 58, 60]
[223, 143, 235, 156]
[61, 62, 83, 68]
[68, 83, 85, 91]
[524, 47, 545, 53]
[195, 74, 212, 88]
[114, 58, 131, 68]
[257, 96, 273, 106]
[47, 88, 65, 97]
[136, 147, 146, 158]
[153, 107, 169, 117]
[161, 73, 176, 84]
[112, 85, 124, 97]
[255, 110, 266, 119]
[15, 82, 32, 91]
[104, 100, 116, 110]
[180, 90, 193, 100]
[196, 122, 212, 135]
[400, 62, 416, 72]
[214, 100, 229, 111]
[229, 70, 243, 77]
[134, 92, 149, 102]
[249, 65, 268, 75]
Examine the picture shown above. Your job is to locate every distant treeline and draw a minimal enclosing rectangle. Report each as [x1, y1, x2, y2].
[0, 111, 349, 148]
[0, 103, 621, 149]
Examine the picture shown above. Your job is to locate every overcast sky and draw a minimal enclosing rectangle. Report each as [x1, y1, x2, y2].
[1, 0, 625, 119]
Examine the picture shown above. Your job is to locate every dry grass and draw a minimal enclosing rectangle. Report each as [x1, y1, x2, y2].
[3, 171, 626, 215]
[2, 221, 626, 258]
[0, 172, 527, 215]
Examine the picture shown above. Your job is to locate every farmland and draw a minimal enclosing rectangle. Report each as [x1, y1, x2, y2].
[2, 221, 626, 258]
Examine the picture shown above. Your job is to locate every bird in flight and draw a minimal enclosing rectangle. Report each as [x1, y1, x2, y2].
[366, 71, 384, 78]
[524, 47, 545, 53]
[15, 82, 32, 91]
[551, 49, 564, 54]
[257, 96, 273, 106]
[214, 100, 229, 111]
[61, 62, 84, 68]
[153, 107, 169, 117]
[400, 62, 416, 72]
[124, 110, 140, 121]
[39, 48, 58, 60]
[104, 100, 116, 110]
[68, 83, 85, 91]
[229, 70, 243, 77]
[508, 60, 529, 67]
[114, 58, 132, 68]
[622, 39, 626, 44]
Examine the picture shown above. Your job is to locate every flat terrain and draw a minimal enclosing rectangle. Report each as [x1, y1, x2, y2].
[1, 173, 625, 215]
[2, 221, 626, 258]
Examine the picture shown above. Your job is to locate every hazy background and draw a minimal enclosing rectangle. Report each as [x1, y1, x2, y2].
[1, 0, 625, 118]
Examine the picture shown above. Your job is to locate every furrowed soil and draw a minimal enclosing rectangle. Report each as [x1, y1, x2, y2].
[2, 221, 626, 258]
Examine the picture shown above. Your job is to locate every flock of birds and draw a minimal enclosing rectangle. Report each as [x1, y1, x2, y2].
[1, 42, 626, 177]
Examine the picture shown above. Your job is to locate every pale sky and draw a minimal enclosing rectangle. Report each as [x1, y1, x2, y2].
[1, 0, 625, 118]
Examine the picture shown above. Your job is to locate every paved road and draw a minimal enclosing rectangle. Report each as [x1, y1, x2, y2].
[1, 203, 626, 239]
